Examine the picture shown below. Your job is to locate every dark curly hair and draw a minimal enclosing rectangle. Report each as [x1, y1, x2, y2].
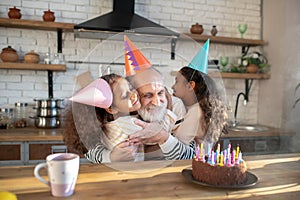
[179, 67, 229, 144]
[62, 73, 122, 156]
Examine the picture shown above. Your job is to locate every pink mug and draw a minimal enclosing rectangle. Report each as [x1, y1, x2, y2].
[34, 153, 80, 197]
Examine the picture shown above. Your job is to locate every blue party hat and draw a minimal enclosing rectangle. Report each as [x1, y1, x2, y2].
[188, 39, 210, 74]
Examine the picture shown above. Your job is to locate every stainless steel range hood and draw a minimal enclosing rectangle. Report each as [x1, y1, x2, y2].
[74, 0, 178, 59]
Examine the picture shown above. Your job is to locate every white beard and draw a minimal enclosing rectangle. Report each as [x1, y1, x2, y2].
[138, 101, 167, 122]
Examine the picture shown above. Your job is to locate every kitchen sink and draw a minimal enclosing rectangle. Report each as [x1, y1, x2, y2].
[229, 124, 270, 132]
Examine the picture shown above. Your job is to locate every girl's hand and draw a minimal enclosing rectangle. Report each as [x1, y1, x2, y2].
[110, 141, 138, 162]
[129, 119, 169, 145]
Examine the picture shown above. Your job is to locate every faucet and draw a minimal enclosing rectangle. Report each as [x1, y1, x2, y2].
[233, 92, 248, 127]
[232, 79, 253, 127]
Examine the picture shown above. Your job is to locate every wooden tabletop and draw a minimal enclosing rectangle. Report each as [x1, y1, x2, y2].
[0, 153, 299, 199]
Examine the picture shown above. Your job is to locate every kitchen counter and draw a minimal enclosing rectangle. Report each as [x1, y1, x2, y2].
[0, 153, 299, 199]
[226, 126, 295, 138]
[0, 127, 63, 141]
[0, 126, 294, 142]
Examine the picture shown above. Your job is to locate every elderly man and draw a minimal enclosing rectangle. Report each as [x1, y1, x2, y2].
[85, 68, 195, 163]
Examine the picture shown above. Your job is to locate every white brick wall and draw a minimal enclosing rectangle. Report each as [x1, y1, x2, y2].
[0, 0, 262, 123]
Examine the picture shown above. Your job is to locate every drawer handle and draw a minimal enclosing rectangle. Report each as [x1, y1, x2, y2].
[51, 145, 68, 154]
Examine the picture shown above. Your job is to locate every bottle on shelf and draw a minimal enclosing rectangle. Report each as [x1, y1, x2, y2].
[14, 102, 29, 128]
[211, 25, 218, 36]
[0, 108, 14, 129]
[44, 52, 51, 64]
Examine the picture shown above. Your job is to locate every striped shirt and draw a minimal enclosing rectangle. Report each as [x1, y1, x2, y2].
[85, 137, 195, 163]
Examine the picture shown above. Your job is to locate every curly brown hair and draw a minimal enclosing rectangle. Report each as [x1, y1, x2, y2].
[62, 73, 122, 156]
[179, 67, 229, 144]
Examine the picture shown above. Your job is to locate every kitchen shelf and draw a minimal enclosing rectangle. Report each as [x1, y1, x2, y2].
[171, 71, 270, 79]
[210, 71, 270, 79]
[0, 62, 66, 71]
[0, 18, 73, 98]
[0, 18, 75, 32]
[182, 33, 265, 46]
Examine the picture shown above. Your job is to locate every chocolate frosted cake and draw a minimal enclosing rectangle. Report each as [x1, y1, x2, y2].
[192, 143, 247, 185]
[192, 159, 247, 185]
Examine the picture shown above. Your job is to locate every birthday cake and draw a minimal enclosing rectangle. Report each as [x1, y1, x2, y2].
[192, 144, 247, 185]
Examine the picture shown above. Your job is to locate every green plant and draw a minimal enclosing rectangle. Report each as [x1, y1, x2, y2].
[225, 52, 270, 73]
[244, 52, 270, 73]
[293, 83, 300, 108]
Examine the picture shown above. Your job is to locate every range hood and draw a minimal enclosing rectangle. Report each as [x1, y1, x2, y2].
[74, 0, 178, 59]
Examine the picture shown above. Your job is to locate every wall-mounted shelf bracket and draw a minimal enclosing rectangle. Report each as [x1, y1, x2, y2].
[47, 28, 63, 99]
[57, 28, 62, 53]
[47, 70, 53, 98]
[242, 45, 250, 56]
[171, 38, 177, 60]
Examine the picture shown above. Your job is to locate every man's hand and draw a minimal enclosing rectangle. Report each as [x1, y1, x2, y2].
[110, 141, 138, 162]
[129, 119, 169, 145]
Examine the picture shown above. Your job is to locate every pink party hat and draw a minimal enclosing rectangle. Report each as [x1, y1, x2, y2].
[188, 39, 210, 74]
[69, 78, 113, 108]
[124, 35, 152, 76]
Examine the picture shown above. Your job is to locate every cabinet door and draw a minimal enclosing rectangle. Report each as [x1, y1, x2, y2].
[0, 142, 24, 165]
[28, 141, 66, 161]
[27, 141, 87, 164]
[224, 137, 281, 155]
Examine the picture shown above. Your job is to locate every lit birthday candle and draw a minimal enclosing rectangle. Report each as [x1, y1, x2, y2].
[200, 143, 203, 159]
[227, 144, 231, 161]
[220, 152, 224, 166]
[223, 149, 227, 165]
[196, 144, 200, 160]
[216, 151, 220, 164]
[228, 152, 232, 166]
[232, 150, 236, 165]
[217, 143, 220, 152]
[214, 152, 217, 164]
[216, 143, 220, 164]
[211, 151, 215, 165]
[238, 151, 243, 164]
[236, 144, 240, 160]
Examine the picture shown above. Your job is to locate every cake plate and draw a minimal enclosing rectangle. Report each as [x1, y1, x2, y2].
[182, 168, 258, 189]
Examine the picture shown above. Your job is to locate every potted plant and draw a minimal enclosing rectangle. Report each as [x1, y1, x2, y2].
[243, 52, 269, 73]
[226, 52, 269, 73]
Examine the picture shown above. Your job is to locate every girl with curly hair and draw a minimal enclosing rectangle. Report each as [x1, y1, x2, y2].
[171, 66, 229, 152]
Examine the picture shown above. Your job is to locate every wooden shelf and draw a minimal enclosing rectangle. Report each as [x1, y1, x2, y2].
[182, 33, 265, 46]
[213, 72, 270, 79]
[0, 18, 75, 32]
[0, 62, 66, 71]
[171, 71, 270, 79]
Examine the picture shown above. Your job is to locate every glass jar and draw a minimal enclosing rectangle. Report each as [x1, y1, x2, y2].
[0, 108, 14, 129]
[52, 53, 59, 64]
[44, 52, 51, 64]
[14, 103, 28, 128]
